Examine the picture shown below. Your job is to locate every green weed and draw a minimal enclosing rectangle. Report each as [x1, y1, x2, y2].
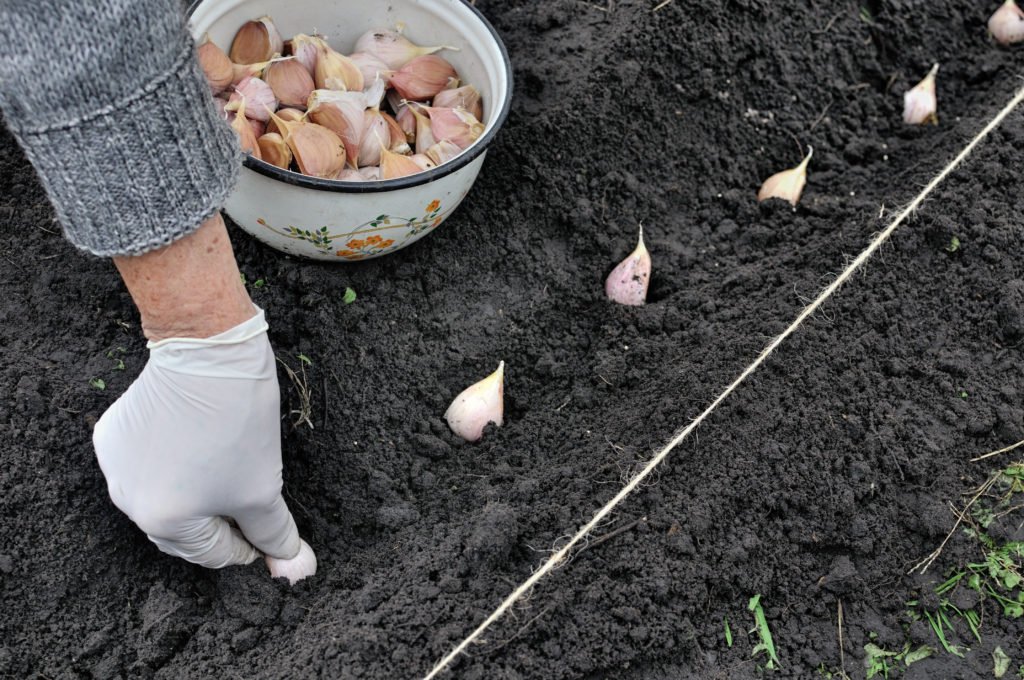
[748, 594, 779, 670]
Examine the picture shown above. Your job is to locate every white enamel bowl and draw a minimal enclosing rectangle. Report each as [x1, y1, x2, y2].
[189, 0, 512, 261]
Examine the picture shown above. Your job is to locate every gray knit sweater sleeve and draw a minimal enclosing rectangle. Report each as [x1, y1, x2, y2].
[0, 0, 241, 257]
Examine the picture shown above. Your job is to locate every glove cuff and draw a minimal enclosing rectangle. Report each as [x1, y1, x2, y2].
[146, 306, 274, 379]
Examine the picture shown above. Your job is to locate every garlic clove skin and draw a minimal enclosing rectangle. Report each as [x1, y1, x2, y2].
[264, 57, 315, 109]
[408, 103, 436, 154]
[380, 146, 423, 179]
[265, 539, 317, 585]
[757, 146, 812, 206]
[231, 60, 269, 85]
[257, 132, 292, 169]
[359, 165, 381, 181]
[312, 37, 364, 92]
[388, 55, 459, 101]
[197, 36, 234, 95]
[227, 97, 262, 159]
[349, 52, 392, 86]
[358, 109, 390, 168]
[268, 109, 346, 178]
[605, 226, 651, 306]
[288, 33, 320, 74]
[230, 16, 284, 65]
[353, 28, 454, 71]
[426, 139, 462, 166]
[989, 0, 1024, 44]
[410, 153, 436, 171]
[903, 64, 939, 125]
[432, 84, 483, 121]
[307, 89, 367, 168]
[266, 107, 305, 135]
[380, 111, 412, 154]
[422, 105, 484, 150]
[228, 76, 277, 122]
[445, 361, 505, 442]
[333, 168, 365, 181]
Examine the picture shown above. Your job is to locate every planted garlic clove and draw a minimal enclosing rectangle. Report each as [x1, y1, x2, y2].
[422, 105, 484, 150]
[432, 84, 483, 121]
[353, 27, 454, 71]
[389, 55, 459, 101]
[757, 146, 812, 206]
[989, 0, 1024, 44]
[380, 146, 423, 179]
[312, 37, 364, 92]
[230, 16, 284, 64]
[349, 52, 392, 86]
[445, 361, 505, 442]
[408, 103, 436, 154]
[197, 36, 233, 95]
[268, 109, 346, 177]
[228, 97, 261, 159]
[903, 64, 939, 125]
[264, 57, 315, 109]
[265, 539, 317, 585]
[605, 225, 652, 307]
[228, 76, 277, 122]
[257, 132, 292, 168]
[358, 109, 390, 168]
[289, 33, 319, 74]
[381, 111, 412, 154]
[410, 153, 436, 171]
[307, 89, 367, 168]
[266, 107, 305, 135]
[426, 139, 462, 166]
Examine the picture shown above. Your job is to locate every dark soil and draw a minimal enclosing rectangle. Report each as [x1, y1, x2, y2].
[3, 0, 1024, 678]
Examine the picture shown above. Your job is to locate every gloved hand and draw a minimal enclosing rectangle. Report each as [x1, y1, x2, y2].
[93, 307, 315, 579]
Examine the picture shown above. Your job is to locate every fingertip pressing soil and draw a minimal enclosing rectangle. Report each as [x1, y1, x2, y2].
[2, 0, 1024, 678]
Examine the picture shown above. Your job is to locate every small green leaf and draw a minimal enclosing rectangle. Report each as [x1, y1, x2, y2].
[903, 645, 932, 666]
[240, 273, 247, 284]
[945, 236, 961, 253]
[114, 359, 125, 371]
[89, 378, 106, 390]
[343, 287, 357, 304]
[994, 646, 1011, 678]
[724, 616, 733, 648]
[253, 278, 266, 289]
[297, 354, 312, 366]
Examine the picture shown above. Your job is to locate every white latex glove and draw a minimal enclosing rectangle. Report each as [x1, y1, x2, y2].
[93, 308, 314, 578]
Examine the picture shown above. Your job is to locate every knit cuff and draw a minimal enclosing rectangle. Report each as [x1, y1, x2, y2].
[8, 39, 241, 258]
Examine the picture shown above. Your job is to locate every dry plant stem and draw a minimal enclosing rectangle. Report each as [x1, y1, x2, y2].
[837, 600, 850, 680]
[908, 472, 1000, 575]
[276, 357, 314, 429]
[113, 213, 254, 342]
[970, 438, 1024, 462]
[422, 86, 1024, 680]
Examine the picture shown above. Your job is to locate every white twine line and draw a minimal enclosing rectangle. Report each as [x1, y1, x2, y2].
[423, 86, 1024, 680]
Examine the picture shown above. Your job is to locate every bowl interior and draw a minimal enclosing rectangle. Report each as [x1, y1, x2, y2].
[190, 0, 508, 134]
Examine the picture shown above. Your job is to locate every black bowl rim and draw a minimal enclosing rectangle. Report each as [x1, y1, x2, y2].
[190, 0, 513, 194]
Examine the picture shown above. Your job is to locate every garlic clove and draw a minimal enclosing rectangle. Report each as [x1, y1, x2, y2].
[358, 108, 390, 168]
[421, 105, 484, 150]
[349, 51, 392, 86]
[432, 84, 483, 121]
[288, 33, 320, 75]
[228, 97, 262, 159]
[380, 111, 412, 154]
[265, 107, 305, 135]
[307, 89, 367, 168]
[445, 361, 505, 442]
[410, 153, 436, 171]
[228, 76, 277, 122]
[231, 60, 269, 85]
[605, 225, 652, 306]
[230, 16, 284, 65]
[989, 0, 1024, 44]
[333, 168, 365, 181]
[359, 165, 381, 181]
[197, 35, 234, 95]
[426, 139, 462, 166]
[264, 57, 315, 109]
[408, 102, 436, 154]
[268, 109, 346, 177]
[353, 27, 455, 71]
[380, 146, 423, 179]
[312, 37, 364, 92]
[257, 132, 292, 169]
[903, 64, 939, 125]
[265, 539, 317, 585]
[757, 146, 812, 206]
[388, 55, 459, 101]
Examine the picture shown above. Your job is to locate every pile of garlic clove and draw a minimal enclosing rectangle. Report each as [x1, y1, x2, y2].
[198, 17, 485, 181]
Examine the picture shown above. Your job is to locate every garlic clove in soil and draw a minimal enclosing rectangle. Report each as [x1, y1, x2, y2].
[903, 64, 939, 125]
[312, 37, 364, 92]
[230, 16, 284, 65]
[268, 109, 346, 177]
[257, 132, 292, 169]
[380, 145, 423, 179]
[432, 84, 483, 121]
[388, 55, 459, 101]
[265, 539, 317, 585]
[264, 57, 315, 109]
[445, 361, 505, 442]
[353, 27, 454, 71]
[197, 35, 233, 95]
[757, 146, 812, 206]
[228, 76, 277, 122]
[989, 0, 1024, 44]
[605, 225, 652, 306]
